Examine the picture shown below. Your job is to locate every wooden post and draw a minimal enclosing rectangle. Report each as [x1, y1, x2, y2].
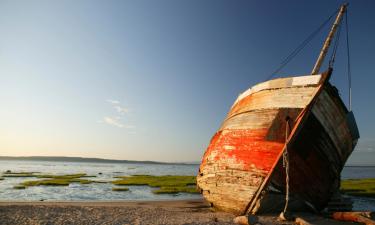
[311, 4, 347, 75]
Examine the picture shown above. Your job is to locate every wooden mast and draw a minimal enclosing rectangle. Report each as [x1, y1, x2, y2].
[311, 4, 347, 75]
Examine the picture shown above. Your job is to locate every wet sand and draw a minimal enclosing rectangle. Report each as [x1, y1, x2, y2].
[0, 200, 359, 225]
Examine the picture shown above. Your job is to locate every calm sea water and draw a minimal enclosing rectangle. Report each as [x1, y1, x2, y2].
[0, 160, 199, 202]
[341, 166, 375, 211]
[0, 160, 374, 211]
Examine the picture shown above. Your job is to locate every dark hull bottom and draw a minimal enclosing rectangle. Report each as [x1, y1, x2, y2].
[253, 85, 358, 214]
[255, 113, 341, 213]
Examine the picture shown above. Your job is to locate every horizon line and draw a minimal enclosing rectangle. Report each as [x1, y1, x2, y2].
[0, 155, 373, 167]
[0, 155, 200, 165]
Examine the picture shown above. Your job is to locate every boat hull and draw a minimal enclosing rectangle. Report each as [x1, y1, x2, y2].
[256, 83, 359, 213]
[197, 73, 359, 214]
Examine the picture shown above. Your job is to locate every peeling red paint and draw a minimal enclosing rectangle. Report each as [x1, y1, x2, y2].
[200, 128, 284, 172]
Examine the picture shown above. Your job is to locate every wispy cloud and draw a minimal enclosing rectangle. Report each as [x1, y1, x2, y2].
[103, 116, 124, 128]
[101, 99, 134, 129]
[106, 99, 120, 105]
[114, 105, 129, 114]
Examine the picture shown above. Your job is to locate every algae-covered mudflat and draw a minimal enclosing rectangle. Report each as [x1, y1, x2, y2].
[341, 178, 375, 198]
[4, 170, 375, 198]
[112, 187, 129, 191]
[0, 159, 374, 212]
[0, 160, 200, 202]
[112, 175, 198, 194]
[10, 173, 101, 189]
[3, 171, 199, 195]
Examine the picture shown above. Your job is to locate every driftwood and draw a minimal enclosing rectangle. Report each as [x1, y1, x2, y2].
[295, 217, 313, 225]
[233, 215, 260, 225]
[332, 212, 375, 225]
[233, 216, 249, 225]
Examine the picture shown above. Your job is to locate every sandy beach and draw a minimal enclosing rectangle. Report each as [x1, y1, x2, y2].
[0, 199, 238, 225]
[0, 200, 361, 225]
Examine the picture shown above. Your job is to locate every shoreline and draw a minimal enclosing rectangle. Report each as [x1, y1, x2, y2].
[0, 199, 238, 225]
[0, 200, 361, 225]
[0, 199, 206, 207]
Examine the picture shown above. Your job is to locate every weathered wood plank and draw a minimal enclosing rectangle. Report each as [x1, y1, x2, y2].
[312, 86, 353, 162]
[233, 74, 322, 106]
[229, 87, 317, 118]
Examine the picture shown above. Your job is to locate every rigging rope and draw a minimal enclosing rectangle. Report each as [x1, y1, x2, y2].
[329, 10, 352, 111]
[279, 117, 291, 221]
[328, 9, 352, 111]
[282, 117, 290, 214]
[328, 17, 342, 68]
[266, 8, 339, 81]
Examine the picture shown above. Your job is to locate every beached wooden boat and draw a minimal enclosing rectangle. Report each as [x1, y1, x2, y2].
[197, 4, 359, 215]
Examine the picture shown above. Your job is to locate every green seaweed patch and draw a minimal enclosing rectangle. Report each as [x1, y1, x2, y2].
[0, 177, 4, 180]
[2, 172, 94, 179]
[3, 172, 36, 177]
[35, 173, 89, 179]
[112, 175, 196, 187]
[112, 175, 197, 194]
[76, 179, 92, 184]
[112, 187, 129, 191]
[22, 179, 69, 186]
[4, 171, 36, 174]
[153, 186, 199, 194]
[14, 173, 99, 188]
[92, 180, 108, 183]
[21, 178, 94, 187]
[13, 185, 26, 189]
[341, 178, 375, 198]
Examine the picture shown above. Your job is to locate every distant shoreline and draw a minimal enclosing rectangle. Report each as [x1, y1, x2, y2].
[0, 156, 199, 166]
[0, 156, 372, 167]
[345, 164, 375, 167]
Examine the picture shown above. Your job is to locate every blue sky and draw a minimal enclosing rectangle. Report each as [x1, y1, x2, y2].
[0, 0, 374, 164]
